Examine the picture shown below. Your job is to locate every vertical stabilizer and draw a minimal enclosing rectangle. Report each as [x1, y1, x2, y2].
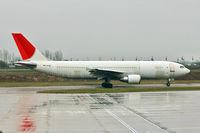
[12, 33, 47, 61]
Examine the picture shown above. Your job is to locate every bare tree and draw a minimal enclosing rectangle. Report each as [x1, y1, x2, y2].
[54, 50, 63, 61]
[3, 49, 9, 63]
[42, 50, 63, 61]
[0, 50, 2, 61]
[44, 50, 50, 59]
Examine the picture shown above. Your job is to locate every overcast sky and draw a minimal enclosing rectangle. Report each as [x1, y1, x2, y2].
[0, 0, 200, 60]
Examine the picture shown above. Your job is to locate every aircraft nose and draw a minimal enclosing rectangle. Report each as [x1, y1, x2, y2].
[185, 68, 190, 74]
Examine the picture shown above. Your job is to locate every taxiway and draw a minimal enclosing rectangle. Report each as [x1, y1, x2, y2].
[0, 85, 200, 133]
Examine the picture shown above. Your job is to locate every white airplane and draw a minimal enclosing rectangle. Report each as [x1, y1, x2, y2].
[12, 33, 190, 88]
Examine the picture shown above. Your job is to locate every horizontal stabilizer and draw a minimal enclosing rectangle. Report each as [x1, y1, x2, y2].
[15, 62, 37, 69]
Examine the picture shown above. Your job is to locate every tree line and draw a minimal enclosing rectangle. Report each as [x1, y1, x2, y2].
[0, 49, 63, 68]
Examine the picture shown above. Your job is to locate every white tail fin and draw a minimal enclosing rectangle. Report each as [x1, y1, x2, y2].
[12, 33, 47, 61]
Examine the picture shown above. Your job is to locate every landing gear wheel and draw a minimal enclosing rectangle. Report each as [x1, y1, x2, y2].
[166, 79, 171, 87]
[166, 82, 170, 87]
[102, 83, 106, 88]
[107, 83, 113, 88]
[101, 83, 113, 88]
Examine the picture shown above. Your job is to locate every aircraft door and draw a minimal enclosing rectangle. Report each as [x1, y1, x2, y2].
[169, 63, 175, 78]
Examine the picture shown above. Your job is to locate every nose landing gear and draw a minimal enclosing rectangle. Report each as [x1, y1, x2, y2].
[166, 79, 171, 87]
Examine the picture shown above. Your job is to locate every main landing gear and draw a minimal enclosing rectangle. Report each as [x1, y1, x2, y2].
[101, 78, 113, 88]
[102, 82, 113, 88]
[166, 79, 171, 87]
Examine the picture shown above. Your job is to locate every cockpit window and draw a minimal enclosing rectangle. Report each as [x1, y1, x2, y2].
[180, 66, 185, 68]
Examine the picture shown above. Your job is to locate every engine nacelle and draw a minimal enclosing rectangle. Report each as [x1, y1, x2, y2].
[120, 74, 141, 84]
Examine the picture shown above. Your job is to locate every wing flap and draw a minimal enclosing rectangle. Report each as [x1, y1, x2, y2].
[88, 68, 124, 80]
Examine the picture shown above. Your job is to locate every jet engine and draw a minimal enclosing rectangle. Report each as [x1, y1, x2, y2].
[120, 74, 141, 84]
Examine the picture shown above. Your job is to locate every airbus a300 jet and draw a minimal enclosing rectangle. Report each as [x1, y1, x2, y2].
[12, 33, 190, 88]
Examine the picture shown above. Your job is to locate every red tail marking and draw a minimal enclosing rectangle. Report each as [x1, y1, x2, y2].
[12, 33, 36, 60]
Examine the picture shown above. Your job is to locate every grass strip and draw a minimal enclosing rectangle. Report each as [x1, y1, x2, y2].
[38, 87, 200, 94]
[0, 80, 200, 87]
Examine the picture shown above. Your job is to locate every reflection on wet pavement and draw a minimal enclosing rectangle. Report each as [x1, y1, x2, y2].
[17, 95, 36, 132]
[19, 116, 35, 132]
[0, 88, 200, 132]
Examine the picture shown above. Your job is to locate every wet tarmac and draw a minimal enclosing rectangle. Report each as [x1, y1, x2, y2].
[0, 85, 200, 133]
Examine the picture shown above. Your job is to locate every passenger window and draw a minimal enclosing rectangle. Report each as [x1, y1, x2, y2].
[180, 66, 185, 68]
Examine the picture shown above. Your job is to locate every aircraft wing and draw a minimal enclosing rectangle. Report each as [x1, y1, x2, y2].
[88, 68, 125, 80]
